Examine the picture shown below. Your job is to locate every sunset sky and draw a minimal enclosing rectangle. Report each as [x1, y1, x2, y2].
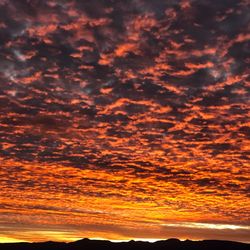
[0, 0, 249, 244]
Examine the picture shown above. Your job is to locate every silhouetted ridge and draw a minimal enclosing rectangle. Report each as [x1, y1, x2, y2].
[0, 238, 249, 250]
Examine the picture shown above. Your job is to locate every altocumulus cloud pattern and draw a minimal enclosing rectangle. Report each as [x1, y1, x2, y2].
[0, 0, 249, 243]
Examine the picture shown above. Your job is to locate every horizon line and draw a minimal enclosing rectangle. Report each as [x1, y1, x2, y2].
[1, 237, 249, 244]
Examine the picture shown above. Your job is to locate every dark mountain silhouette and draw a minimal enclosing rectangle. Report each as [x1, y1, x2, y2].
[0, 238, 249, 250]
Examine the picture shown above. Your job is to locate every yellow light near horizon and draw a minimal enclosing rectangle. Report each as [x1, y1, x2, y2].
[0, 231, 83, 244]
[0, 236, 25, 243]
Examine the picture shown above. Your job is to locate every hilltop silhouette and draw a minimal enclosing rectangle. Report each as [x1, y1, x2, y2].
[1, 238, 249, 250]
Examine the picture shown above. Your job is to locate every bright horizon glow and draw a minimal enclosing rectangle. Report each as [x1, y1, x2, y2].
[1, 221, 250, 244]
[0, 237, 25, 243]
[1, 235, 249, 244]
[161, 222, 250, 230]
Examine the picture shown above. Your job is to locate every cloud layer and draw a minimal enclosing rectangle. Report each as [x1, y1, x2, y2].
[0, 0, 249, 243]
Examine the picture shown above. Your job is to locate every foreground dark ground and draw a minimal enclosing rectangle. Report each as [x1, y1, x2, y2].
[1, 238, 249, 250]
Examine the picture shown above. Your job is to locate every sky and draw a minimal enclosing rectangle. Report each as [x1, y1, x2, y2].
[0, 0, 249, 244]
